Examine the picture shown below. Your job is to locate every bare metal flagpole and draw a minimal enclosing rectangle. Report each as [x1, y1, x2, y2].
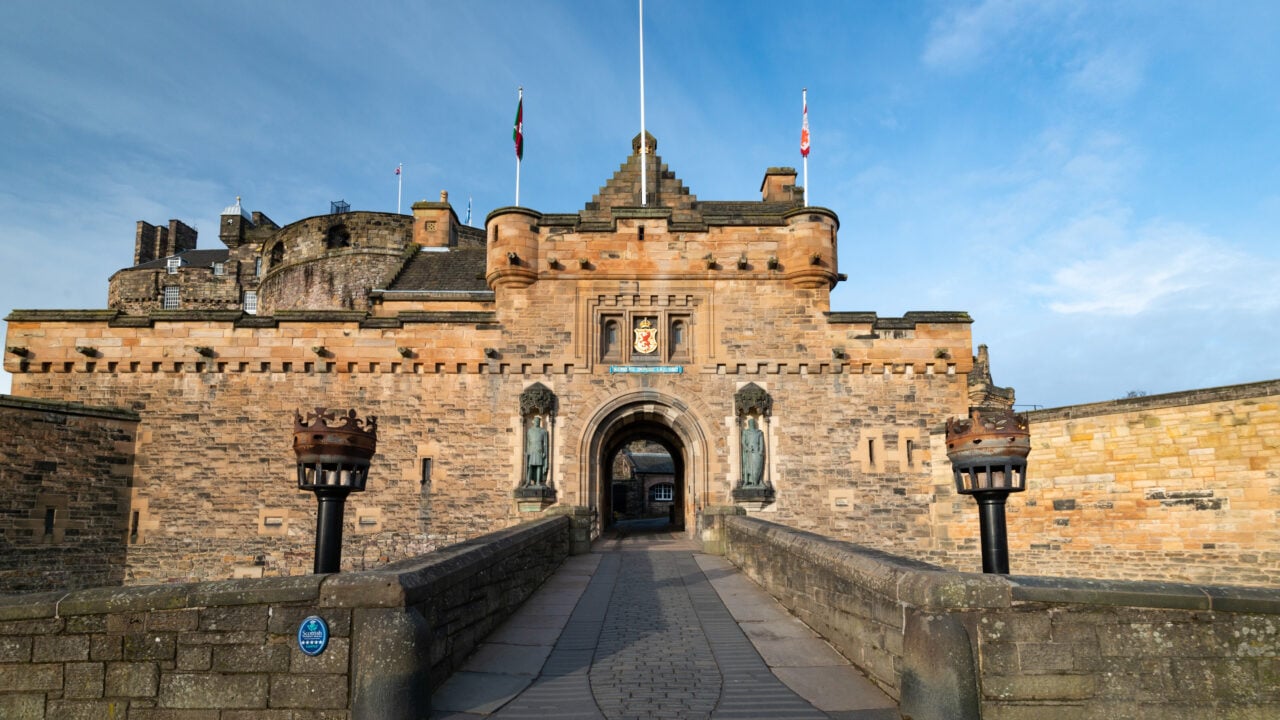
[639, 0, 647, 207]
[396, 163, 403, 214]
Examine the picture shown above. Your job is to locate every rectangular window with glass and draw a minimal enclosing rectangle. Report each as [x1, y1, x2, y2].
[166, 257, 181, 274]
[162, 286, 179, 309]
[243, 290, 258, 315]
[213, 262, 225, 276]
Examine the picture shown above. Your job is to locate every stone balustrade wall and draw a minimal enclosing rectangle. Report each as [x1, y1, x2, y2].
[0, 513, 574, 720]
[716, 513, 1279, 720]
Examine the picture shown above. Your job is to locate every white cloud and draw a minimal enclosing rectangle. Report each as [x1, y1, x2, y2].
[922, 0, 1062, 70]
[1036, 220, 1280, 316]
[1066, 45, 1147, 101]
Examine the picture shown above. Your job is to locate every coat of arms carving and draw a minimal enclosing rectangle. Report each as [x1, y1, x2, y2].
[633, 318, 658, 354]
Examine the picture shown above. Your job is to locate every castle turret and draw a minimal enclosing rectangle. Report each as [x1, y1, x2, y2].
[219, 197, 254, 249]
[485, 206, 541, 289]
[779, 207, 839, 289]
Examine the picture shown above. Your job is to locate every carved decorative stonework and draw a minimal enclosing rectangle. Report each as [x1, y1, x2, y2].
[732, 485, 775, 510]
[514, 485, 557, 513]
[734, 383, 772, 421]
[516, 383, 557, 509]
[520, 383, 556, 419]
[733, 383, 775, 509]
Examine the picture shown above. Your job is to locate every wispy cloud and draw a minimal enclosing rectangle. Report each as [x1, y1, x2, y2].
[1066, 44, 1147, 102]
[1036, 220, 1280, 316]
[922, 0, 1063, 70]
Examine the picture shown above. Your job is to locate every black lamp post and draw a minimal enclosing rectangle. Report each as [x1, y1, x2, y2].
[945, 407, 1030, 574]
[293, 408, 378, 574]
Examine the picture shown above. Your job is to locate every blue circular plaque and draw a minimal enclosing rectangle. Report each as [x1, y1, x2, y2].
[297, 615, 330, 656]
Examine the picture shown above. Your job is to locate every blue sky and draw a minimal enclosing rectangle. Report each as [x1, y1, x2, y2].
[2, 1, 1278, 408]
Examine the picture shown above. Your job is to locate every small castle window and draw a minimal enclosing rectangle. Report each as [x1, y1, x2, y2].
[212, 262, 225, 276]
[905, 439, 915, 468]
[166, 257, 180, 274]
[650, 483, 674, 502]
[254, 257, 263, 276]
[243, 291, 258, 315]
[162, 286, 179, 310]
[269, 243, 284, 268]
[601, 318, 621, 361]
[668, 317, 690, 361]
[43, 507, 55, 536]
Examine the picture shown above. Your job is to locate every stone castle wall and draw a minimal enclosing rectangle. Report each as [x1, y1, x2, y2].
[0, 397, 138, 594]
[929, 380, 1280, 586]
[5, 302, 970, 584]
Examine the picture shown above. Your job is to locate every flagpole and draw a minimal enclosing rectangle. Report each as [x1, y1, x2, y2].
[802, 88, 809, 207]
[397, 163, 403, 214]
[515, 87, 523, 207]
[638, 0, 647, 207]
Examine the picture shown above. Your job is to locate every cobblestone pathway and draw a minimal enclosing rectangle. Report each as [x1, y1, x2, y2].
[432, 525, 901, 720]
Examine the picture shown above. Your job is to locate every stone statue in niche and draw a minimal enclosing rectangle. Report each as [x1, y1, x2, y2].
[741, 417, 765, 487]
[524, 416, 549, 487]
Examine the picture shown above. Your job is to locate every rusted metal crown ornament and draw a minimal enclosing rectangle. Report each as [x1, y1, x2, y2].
[293, 408, 378, 491]
[945, 407, 1030, 494]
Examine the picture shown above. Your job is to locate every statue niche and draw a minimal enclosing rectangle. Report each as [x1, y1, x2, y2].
[515, 383, 558, 511]
[733, 383, 776, 508]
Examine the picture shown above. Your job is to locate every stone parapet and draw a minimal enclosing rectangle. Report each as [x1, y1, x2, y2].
[0, 514, 572, 719]
[722, 515, 1280, 720]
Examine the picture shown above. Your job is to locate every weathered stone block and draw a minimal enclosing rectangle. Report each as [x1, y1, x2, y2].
[45, 699, 130, 720]
[198, 605, 268, 632]
[211, 642, 290, 673]
[147, 609, 199, 632]
[105, 661, 159, 697]
[158, 672, 268, 709]
[64, 661, 105, 699]
[129, 709, 221, 720]
[0, 693, 45, 720]
[0, 635, 32, 662]
[33, 634, 90, 662]
[175, 644, 211, 671]
[123, 633, 176, 661]
[90, 635, 122, 661]
[982, 674, 1096, 701]
[0, 662, 63, 691]
[269, 674, 350, 709]
[1017, 642, 1076, 673]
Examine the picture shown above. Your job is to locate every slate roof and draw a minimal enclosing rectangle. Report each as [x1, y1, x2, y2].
[628, 452, 674, 475]
[387, 248, 489, 292]
[127, 249, 230, 272]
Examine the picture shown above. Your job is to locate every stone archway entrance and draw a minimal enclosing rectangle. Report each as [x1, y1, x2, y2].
[579, 391, 710, 536]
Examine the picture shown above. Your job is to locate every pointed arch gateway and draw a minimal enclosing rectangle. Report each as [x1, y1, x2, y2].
[579, 390, 711, 535]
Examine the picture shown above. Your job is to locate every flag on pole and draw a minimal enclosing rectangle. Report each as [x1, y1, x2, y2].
[513, 96, 524, 160]
[394, 166, 401, 175]
[800, 96, 810, 158]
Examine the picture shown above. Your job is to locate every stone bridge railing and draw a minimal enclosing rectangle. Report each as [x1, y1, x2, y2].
[0, 507, 592, 720]
[703, 509, 1279, 720]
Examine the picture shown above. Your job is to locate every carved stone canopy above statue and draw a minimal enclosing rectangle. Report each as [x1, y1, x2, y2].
[520, 382, 556, 419]
[734, 383, 772, 421]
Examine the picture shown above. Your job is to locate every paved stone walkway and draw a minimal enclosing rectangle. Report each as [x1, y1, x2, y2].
[431, 523, 901, 720]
